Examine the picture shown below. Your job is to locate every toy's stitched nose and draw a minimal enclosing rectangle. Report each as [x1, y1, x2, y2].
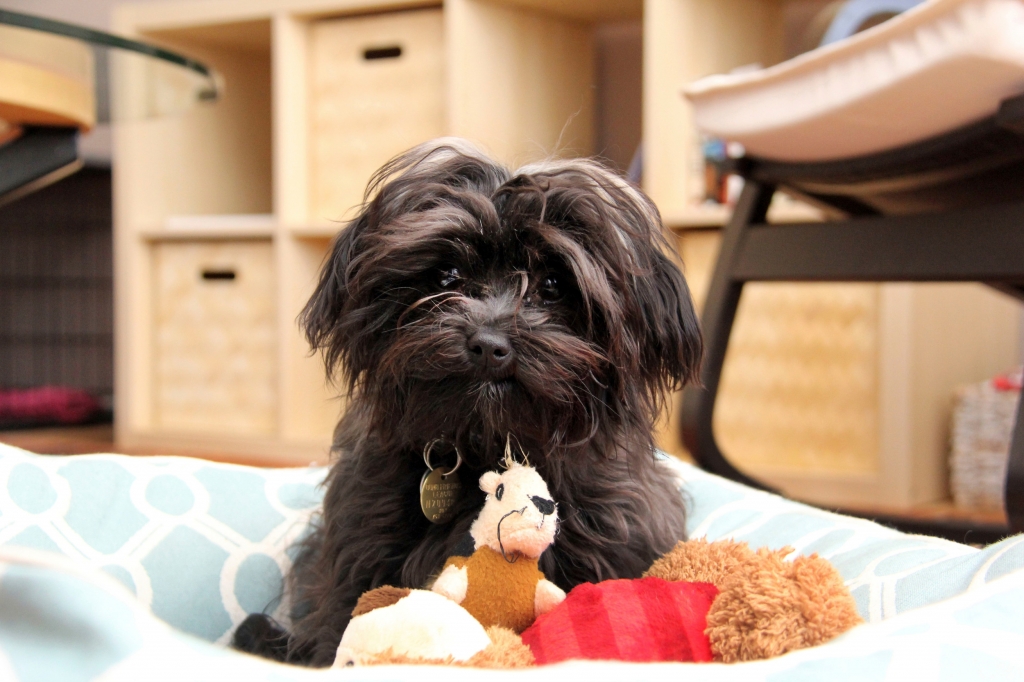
[467, 329, 514, 372]
[530, 495, 555, 515]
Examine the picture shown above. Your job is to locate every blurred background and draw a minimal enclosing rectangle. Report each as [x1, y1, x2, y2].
[1, 0, 1021, 532]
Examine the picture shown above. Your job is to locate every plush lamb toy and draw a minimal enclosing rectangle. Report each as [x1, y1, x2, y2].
[431, 460, 566, 633]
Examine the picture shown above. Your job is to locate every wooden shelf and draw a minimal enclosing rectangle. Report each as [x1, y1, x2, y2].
[663, 203, 731, 229]
[0, 423, 328, 467]
[113, 0, 613, 464]
[140, 214, 277, 240]
[485, 0, 641, 22]
[841, 501, 1008, 527]
[121, 429, 331, 468]
[290, 225, 342, 239]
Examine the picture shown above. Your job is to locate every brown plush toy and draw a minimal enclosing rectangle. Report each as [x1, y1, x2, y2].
[431, 459, 565, 633]
[643, 538, 864, 662]
[520, 538, 862, 665]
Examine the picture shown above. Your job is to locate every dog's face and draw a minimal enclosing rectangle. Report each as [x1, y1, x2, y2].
[302, 139, 701, 462]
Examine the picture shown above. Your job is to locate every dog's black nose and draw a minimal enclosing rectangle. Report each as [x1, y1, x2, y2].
[467, 329, 514, 372]
[530, 495, 555, 516]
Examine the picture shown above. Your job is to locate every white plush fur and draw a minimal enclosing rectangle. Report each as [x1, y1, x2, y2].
[333, 590, 490, 667]
[433, 564, 469, 603]
[534, 579, 565, 616]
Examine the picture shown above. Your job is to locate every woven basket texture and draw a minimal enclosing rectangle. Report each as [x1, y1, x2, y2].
[950, 375, 1021, 510]
[715, 283, 880, 475]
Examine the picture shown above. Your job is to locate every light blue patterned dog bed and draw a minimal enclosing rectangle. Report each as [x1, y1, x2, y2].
[1, 442, 1022, 680]
[0, 444, 323, 645]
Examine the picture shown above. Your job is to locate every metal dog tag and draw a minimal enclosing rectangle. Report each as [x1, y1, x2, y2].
[420, 467, 462, 524]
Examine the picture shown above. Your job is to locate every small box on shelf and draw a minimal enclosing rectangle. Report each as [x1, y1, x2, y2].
[950, 368, 1023, 512]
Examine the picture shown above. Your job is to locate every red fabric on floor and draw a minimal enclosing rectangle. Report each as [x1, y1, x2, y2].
[0, 386, 100, 424]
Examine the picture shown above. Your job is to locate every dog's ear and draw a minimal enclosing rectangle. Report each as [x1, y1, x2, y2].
[591, 170, 703, 394]
[299, 215, 368, 386]
[631, 240, 703, 393]
[515, 158, 703, 395]
[598, 182, 702, 396]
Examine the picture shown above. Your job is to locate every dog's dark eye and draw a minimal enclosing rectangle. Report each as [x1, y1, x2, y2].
[495, 483, 504, 501]
[439, 267, 461, 290]
[538, 274, 562, 302]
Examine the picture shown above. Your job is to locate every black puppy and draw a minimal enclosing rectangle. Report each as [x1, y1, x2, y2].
[234, 139, 702, 666]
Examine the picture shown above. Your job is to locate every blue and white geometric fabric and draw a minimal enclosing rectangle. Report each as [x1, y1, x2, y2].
[0, 442, 324, 644]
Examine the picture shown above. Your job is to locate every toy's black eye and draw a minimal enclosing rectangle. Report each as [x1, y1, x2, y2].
[439, 267, 461, 290]
[538, 274, 562, 302]
[495, 483, 504, 501]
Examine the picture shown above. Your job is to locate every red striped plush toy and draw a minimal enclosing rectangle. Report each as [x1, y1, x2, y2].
[522, 577, 719, 664]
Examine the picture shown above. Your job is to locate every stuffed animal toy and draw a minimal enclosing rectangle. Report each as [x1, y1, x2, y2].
[521, 538, 863, 664]
[332, 464, 862, 668]
[332, 586, 534, 668]
[431, 459, 566, 633]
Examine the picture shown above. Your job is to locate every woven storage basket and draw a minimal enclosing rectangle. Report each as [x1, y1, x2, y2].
[715, 283, 880, 474]
[949, 368, 1022, 511]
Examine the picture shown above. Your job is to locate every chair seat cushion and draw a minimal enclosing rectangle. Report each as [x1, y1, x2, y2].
[684, 0, 1024, 161]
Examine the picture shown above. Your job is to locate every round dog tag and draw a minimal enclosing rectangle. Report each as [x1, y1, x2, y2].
[420, 467, 462, 524]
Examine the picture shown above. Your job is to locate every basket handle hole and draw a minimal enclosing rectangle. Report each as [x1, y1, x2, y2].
[201, 269, 236, 281]
[363, 45, 402, 60]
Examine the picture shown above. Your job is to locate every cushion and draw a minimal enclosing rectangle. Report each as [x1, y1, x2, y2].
[684, 0, 1024, 161]
[1, 443, 1023, 680]
[0, 443, 324, 644]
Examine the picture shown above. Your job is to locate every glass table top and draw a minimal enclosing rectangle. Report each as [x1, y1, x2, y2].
[0, 8, 220, 132]
[0, 9, 221, 205]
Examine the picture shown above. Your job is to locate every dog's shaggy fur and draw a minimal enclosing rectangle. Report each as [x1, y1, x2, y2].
[234, 139, 703, 666]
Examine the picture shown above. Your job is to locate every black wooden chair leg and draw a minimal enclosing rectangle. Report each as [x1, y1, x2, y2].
[680, 180, 777, 492]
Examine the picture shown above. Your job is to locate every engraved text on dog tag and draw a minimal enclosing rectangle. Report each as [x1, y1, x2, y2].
[420, 467, 462, 524]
